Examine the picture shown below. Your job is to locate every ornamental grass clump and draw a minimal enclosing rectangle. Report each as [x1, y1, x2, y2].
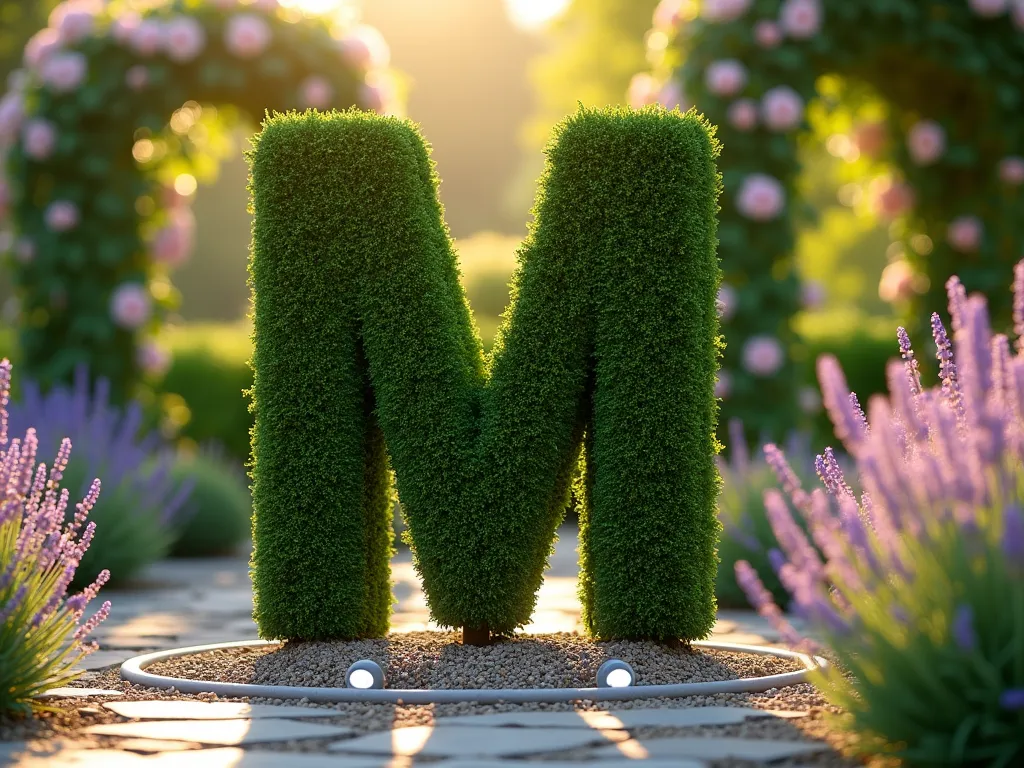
[0, 359, 111, 716]
[737, 266, 1024, 766]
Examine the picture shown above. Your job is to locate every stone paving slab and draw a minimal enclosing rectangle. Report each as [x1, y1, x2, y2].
[1, 747, 151, 767]
[84, 718, 354, 745]
[80, 651, 133, 671]
[591, 736, 830, 762]
[102, 701, 345, 720]
[35, 688, 122, 700]
[145, 748, 413, 767]
[328, 724, 626, 759]
[116, 739, 203, 753]
[434, 706, 808, 729]
[440, 760, 706, 768]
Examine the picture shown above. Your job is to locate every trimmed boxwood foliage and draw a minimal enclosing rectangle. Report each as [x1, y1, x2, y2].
[248, 107, 722, 642]
[168, 448, 251, 558]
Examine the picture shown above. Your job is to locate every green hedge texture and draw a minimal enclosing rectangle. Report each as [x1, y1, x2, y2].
[248, 106, 722, 642]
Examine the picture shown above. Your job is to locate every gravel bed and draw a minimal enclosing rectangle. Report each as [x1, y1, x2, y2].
[145, 631, 805, 690]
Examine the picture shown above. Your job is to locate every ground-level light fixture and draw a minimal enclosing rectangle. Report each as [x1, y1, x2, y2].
[345, 659, 386, 690]
[596, 659, 635, 688]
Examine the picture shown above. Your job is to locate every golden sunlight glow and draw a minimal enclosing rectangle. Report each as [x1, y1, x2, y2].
[277, 0, 353, 18]
[504, 0, 572, 31]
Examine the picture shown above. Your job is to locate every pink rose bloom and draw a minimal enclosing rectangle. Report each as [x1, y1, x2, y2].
[947, 216, 983, 253]
[23, 29, 62, 72]
[717, 283, 737, 320]
[704, 59, 747, 97]
[968, 0, 1007, 16]
[45, 200, 80, 232]
[151, 208, 196, 268]
[110, 12, 141, 44]
[800, 279, 826, 309]
[131, 20, 166, 57]
[702, 0, 751, 23]
[714, 370, 732, 399]
[736, 173, 785, 221]
[798, 386, 821, 414]
[852, 121, 886, 159]
[0, 92, 25, 146]
[359, 72, 398, 114]
[0, 179, 10, 220]
[657, 80, 684, 109]
[761, 86, 803, 131]
[727, 99, 758, 131]
[50, 0, 103, 44]
[871, 178, 914, 220]
[14, 238, 35, 264]
[627, 73, 659, 108]
[754, 20, 782, 47]
[742, 335, 784, 377]
[780, 0, 821, 38]
[907, 120, 945, 165]
[225, 14, 272, 59]
[110, 283, 152, 330]
[165, 16, 206, 63]
[300, 75, 334, 109]
[338, 25, 390, 71]
[137, 341, 172, 377]
[653, 0, 684, 29]
[998, 156, 1024, 185]
[41, 51, 87, 92]
[125, 65, 149, 91]
[878, 260, 917, 303]
[23, 119, 57, 160]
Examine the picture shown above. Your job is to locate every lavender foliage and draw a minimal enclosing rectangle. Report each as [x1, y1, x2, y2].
[0, 359, 110, 715]
[6, 366, 192, 587]
[736, 264, 1024, 766]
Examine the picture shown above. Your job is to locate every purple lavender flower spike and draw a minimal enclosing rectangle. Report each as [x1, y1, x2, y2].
[849, 392, 869, 435]
[951, 604, 976, 651]
[817, 355, 866, 449]
[728, 419, 749, 475]
[931, 313, 963, 419]
[1003, 504, 1024, 569]
[734, 560, 810, 650]
[1000, 688, 1024, 711]
[763, 443, 809, 510]
[1015, 261, 1024, 353]
[897, 326, 923, 396]
[946, 275, 968, 333]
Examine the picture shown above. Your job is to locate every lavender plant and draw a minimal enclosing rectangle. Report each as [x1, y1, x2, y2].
[737, 265, 1024, 766]
[7, 367, 192, 587]
[0, 358, 111, 716]
[716, 421, 820, 608]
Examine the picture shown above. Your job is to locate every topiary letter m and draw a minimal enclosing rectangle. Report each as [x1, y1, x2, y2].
[248, 106, 722, 644]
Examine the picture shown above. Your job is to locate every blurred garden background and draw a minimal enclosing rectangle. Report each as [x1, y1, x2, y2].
[0, 0, 1014, 587]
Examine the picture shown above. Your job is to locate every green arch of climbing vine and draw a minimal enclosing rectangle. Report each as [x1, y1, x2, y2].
[248, 106, 723, 643]
[640, 0, 1024, 440]
[0, 0, 397, 401]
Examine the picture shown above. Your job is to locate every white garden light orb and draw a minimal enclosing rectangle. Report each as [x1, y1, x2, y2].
[596, 659, 635, 688]
[345, 659, 385, 690]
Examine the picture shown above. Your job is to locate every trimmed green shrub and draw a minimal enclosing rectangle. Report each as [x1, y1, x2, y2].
[169, 448, 251, 558]
[248, 106, 722, 642]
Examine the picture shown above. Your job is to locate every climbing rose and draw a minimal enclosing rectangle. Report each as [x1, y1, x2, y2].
[743, 336, 785, 377]
[704, 60, 747, 97]
[878, 260, 918, 303]
[51, 1, 99, 45]
[736, 174, 785, 221]
[110, 284, 152, 330]
[137, 341, 171, 377]
[968, 0, 1008, 16]
[338, 25, 390, 70]
[657, 80, 684, 109]
[998, 156, 1024, 185]
[22, 119, 57, 160]
[164, 16, 206, 63]
[1014, 0, 1024, 28]
[225, 14, 271, 58]
[761, 86, 803, 131]
[0, 93, 24, 147]
[627, 73, 659, 108]
[151, 208, 195, 268]
[717, 284, 738, 320]
[702, 0, 751, 23]
[110, 12, 140, 44]
[727, 99, 758, 131]
[871, 178, 914, 221]
[907, 120, 945, 165]
[300, 76, 334, 109]
[715, 370, 732, 399]
[130, 20, 165, 57]
[23, 29, 62, 72]
[359, 72, 397, 114]
[853, 121, 887, 159]
[45, 200, 80, 232]
[947, 216, 983, 253]
[754, 20, 782, 47]
[653, 0, 685, 29]
[780, 0, 821, 38]
[40, 52, 86, 93]
[125, 65, 149, 91]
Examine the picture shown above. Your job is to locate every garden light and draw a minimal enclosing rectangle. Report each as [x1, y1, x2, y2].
[596, 659, 635, 688]
[345, 660, 386, 690]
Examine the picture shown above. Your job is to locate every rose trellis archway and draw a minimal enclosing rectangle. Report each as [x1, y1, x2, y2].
[0, 0, 399, 401]
[633, 0, 1024, 441]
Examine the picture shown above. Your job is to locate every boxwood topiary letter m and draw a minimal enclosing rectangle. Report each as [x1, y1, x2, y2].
[248, 107, 722, 644]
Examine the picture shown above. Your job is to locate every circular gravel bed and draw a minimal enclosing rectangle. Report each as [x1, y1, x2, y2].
[144, 631, 806, 690]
